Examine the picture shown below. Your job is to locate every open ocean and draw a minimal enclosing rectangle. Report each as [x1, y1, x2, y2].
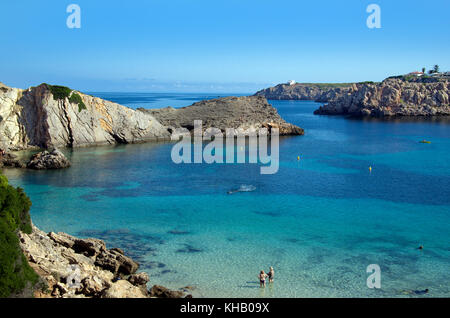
[4, 93, 450, 297]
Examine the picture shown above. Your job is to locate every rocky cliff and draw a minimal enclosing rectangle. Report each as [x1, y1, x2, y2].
[254, 83, 354, 102]
[0, 83, 171, 151]
[140, 96, 304, 136]
[314, 78, 450, 116]
[1, 83, 304, 151]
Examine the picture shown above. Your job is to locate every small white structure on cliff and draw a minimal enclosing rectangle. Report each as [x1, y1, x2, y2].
[407, 71, 424, 77]
[287, 80, 296, 86]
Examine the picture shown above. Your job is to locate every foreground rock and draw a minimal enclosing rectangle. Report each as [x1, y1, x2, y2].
[0, 152, 25, 168]
[314, 78, 450, 117]
[19, 225, 184, 298]
[0, 83, 171, 151]
[26, 149, 71, 170]
[141, 96, 304, 136]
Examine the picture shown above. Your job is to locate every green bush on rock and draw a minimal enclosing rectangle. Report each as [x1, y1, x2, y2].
[45, 84, 87, 112]
[69, 92, 87, 112]
[0, 174, 39, 297]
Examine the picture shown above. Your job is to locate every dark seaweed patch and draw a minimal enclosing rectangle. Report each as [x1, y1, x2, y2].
[168, 229, 191, 235]
[284, 238, 301, 244]
[253, 211, 281, 217]
[79, 193, 101, 202]
[176, 244, 204, 253]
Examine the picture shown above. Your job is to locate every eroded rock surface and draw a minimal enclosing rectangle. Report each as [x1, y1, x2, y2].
[314, 79, 450, 116]
[141, 96, 304, 136]
[0, 83, 171, 150]
[254, 83, 354, 102]
[19, 225, 155, 298]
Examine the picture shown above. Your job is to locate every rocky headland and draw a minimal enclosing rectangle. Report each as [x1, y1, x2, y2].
[0, 83, 304, 154]
[255, 77, 450, 117]
[254, 83, 354, 102]
[140, 96, 304, 136]
[0, 83, 171, 151]
[314, 78, 450, 117]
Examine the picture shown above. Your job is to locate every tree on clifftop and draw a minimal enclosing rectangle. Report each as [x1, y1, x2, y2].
[433, 65, 440, 73]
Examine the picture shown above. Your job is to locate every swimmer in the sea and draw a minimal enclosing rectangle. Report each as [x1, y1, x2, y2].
[259, 270, 268, 288]
[267, 266, 275, 283]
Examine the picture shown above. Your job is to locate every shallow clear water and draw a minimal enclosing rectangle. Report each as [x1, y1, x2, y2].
[3, 94, 450, 297]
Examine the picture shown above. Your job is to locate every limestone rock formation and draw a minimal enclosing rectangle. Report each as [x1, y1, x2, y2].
[314, 79, 450, 116]
[0, 152, 25, 168]
[141, 96, 304, 136]
[26, 149, 71, 170]
[254, 83, 354, 102]
[19, 226, 145, 298]
[0, 83, 171, 151]
[18, 225, 186, 298]
[1, 83, 303, 151]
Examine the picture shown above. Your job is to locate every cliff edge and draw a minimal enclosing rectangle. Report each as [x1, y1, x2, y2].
[314, 78, 450, 116]
[0, 83, 171, 150]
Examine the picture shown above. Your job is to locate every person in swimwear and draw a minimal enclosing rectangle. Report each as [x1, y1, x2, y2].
[267, 266, 275, 283]
[259, 270, 268, 288]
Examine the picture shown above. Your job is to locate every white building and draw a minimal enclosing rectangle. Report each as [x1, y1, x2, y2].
[407, 71, 424, 77]
[288, 80, 296, 86]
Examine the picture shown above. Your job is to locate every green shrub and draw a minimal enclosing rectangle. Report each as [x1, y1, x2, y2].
[45, 84, 86, 112]
[69, 92, 87, 112]
[0, 174, 39, 297]
[45, 84, 72, 100]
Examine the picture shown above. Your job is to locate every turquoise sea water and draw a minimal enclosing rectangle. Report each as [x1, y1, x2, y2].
[3, 94, 450, 297]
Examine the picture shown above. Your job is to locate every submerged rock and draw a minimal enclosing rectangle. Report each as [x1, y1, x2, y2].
[149, 285, 184, 298]
[128, 272, 150, 286]
[26, 149, 71, 170]
[0, 152, 25, 168]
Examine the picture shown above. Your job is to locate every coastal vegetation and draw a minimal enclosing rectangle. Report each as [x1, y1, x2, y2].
[69, 92, 87, 112]
[45, 84, 86, 112]
[0, 173, 39, 297]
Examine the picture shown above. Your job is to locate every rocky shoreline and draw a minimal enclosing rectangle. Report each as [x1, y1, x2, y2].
[255, 78, 450, 117]
[1, 149, 71, 170]
[0, 82, 303, 152]
[19, 224, 190, 298]
[314, 78, 450, 117]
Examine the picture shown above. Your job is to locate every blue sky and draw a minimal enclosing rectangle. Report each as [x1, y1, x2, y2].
[0, 0, 449, 93]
